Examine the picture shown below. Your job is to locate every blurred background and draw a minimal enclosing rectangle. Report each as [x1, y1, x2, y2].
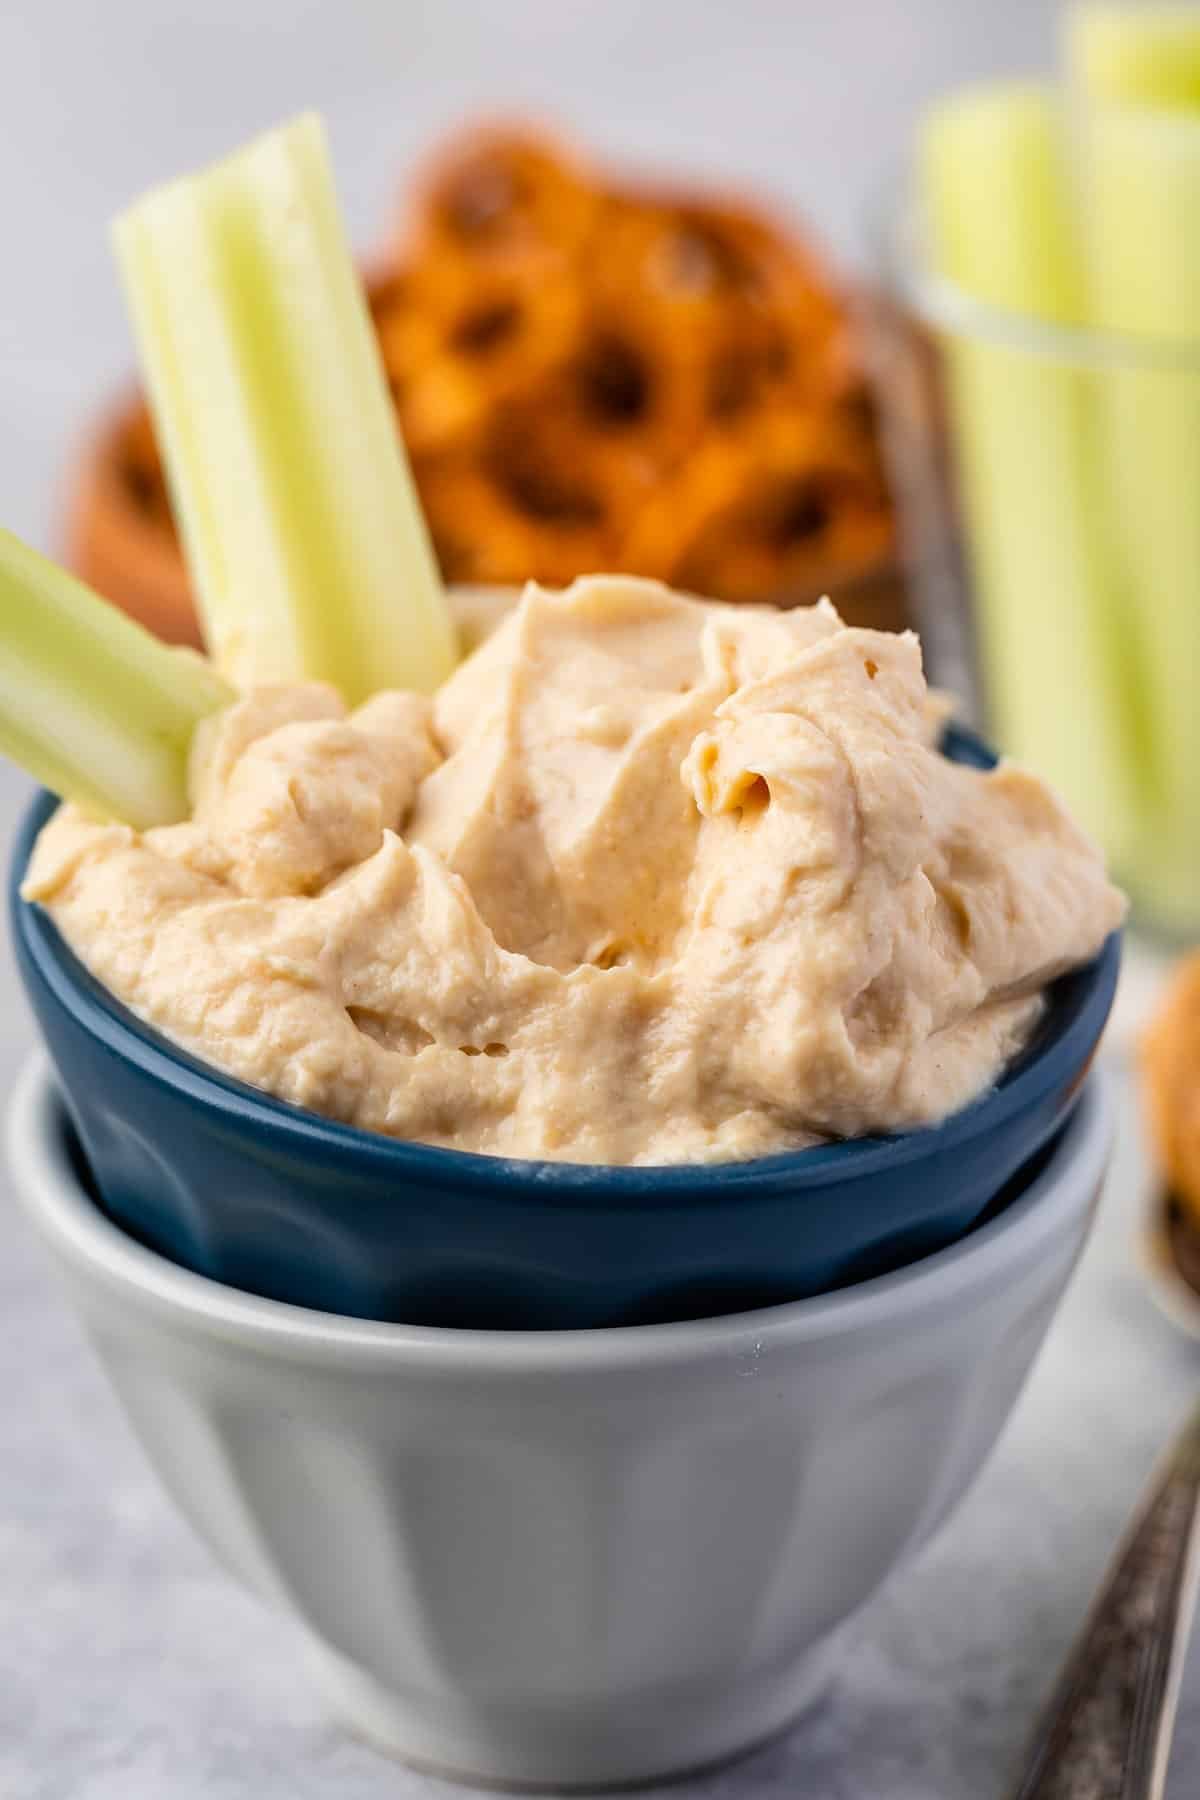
[2, 0, 1053, 547]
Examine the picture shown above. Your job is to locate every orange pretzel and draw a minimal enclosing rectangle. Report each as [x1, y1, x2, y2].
[379, 126, 895, 603]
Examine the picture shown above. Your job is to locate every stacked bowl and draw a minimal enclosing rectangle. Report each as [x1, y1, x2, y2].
[6, 772, 1120, 1786]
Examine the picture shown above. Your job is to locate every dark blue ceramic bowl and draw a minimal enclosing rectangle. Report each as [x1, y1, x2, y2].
[11, 728, 1120, 1330]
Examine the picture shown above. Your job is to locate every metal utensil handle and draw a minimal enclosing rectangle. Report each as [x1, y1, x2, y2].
[1010, 1401, 1200, 1800]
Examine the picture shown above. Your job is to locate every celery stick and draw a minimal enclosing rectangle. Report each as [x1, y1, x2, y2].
[919, 84, 1136, 864]
[114, 114, 457, 704]
[924, 83, 1085, 323]
[1068, 99, 1200, 930]
[1066, 4, 1200, 108]
[0, 528, 232, 827]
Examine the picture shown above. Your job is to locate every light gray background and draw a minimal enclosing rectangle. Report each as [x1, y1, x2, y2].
[3, 4, 1196, 1798]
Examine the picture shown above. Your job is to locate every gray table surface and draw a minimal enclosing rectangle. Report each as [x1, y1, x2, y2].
[3, 3, 1199, 1795]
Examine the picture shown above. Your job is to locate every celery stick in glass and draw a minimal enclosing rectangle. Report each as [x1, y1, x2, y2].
[1068, 99, 1200, 929]
[919, 83, 1136, 863]
[114, 113, 457, 705]
[924, 83, 1085, 323]
[0, 528, 232, 827]
[1066, 4, 1200, 109]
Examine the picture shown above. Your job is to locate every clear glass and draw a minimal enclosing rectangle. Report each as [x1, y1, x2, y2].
[868, 175, 1200, 941]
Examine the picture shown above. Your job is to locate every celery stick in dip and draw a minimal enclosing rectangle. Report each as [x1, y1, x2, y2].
[115, 114, 458, 704]
[0, 528, 232, 828]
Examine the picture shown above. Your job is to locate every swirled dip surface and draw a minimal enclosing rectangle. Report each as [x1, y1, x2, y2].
[25, 577, 1125, 1164]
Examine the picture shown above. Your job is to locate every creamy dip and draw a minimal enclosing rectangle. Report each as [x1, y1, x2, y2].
[25, 577, 1125, 1164]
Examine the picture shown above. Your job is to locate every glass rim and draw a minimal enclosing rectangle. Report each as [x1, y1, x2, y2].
[868, 163, 1200, 375]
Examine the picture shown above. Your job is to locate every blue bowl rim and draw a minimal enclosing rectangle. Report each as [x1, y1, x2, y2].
[10, 1055, 1112, 1364]
[10, 755, 1121, 1208]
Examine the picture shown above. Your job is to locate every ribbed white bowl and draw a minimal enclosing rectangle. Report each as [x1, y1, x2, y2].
[7, 1057, 1112, 1788]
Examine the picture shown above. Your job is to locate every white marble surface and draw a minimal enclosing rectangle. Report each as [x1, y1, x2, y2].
[3, 2, 1199, 1795]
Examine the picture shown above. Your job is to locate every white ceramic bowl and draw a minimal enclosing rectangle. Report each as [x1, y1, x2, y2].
[7, 1056, 1112, 1789]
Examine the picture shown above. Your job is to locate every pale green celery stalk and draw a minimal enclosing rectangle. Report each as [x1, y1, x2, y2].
[919, 84, 1136, 864]
[0, 528, 232, 827]
[1066, 7, 1200, 929]
[114, 113, 457, 705]
[1066, 4, 1200, 108]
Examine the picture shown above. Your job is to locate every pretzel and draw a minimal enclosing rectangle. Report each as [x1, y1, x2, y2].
[381, 125, 893, 600]
[617, 406, 892, 601]
[403, 124, 600, 271]
[375, 263, 584, 457]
